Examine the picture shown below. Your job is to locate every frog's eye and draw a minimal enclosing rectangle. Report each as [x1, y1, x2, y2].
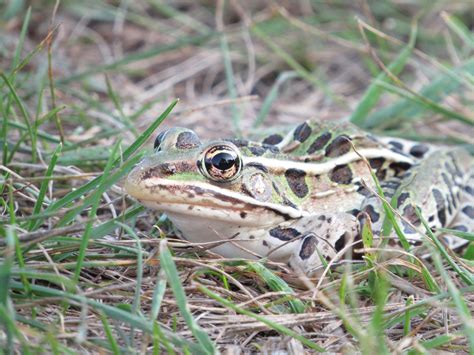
[199, 143, 242, 182]
[154, 131, 167, 151]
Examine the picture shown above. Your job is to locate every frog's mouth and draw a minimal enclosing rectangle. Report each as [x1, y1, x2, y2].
[124, 173, 303, 226]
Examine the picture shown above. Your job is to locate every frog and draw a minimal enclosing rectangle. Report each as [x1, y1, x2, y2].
[124, 120, 474, 275]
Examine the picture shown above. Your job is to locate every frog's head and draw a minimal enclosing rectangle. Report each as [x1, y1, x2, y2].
[124, 128, 302, 227]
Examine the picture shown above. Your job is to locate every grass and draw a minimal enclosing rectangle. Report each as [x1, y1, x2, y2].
[1, 0, 473, 353]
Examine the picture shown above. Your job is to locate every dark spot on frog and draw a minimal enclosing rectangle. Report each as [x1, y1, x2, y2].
[376, 168, 387, 180]
[285, 168, 309, 198]
[327, 217, 332, 223]
[262, 240, 269, 247]
[282, 197, 298, 209]
[363, 205, 380, 223]
[388, 141, 403, 151]
[262, 134, 283, 145]
[450, 157, 463, 177]
[465, 186, 474, 196]
[249, 146, 266, 156]
[299, 235, 317, 260]
[269, 227, 301, 241]
[442, 172, 457, 209]
[462, 206, 474, 219]
[325, 135, 351, 157]
[432, 188, 447, 226]
[264, 144, 280, 154]
[307, 132, 332, 154]
[409, 144, 429, 158]
[247, 162, 269, 173]
[249, 235, 255, 239]
[187, 205, 194, 210]
[240, 211, 247, 219]
[348, 209, 360, 216]
[452, 225, 468, 232]
[356, 183, 371, 197]
[402, 205, 421, 233]
[428, 215, 435, 222]
[397, 192, 410, 207]
[318, 215, 326, 221]
[330, 165, 353, 184]
[226, 138, 249, 147]
[293, 122, 312, 143]
[388, 162, 412, 177]
[369, 157, 385, 170]
[176, 131, 201, 149]
[334, 233, 346, 252]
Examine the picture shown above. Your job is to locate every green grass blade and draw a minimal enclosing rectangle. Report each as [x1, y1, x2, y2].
[415, 207, 474, 285]
[198, 284, 325, 352]
[0, 72, 36, 162]
[99, 312, 121, 355]
[9, 281, 201, 353]
[350, 22, 416, 126]
[247, 261, 305, 313]
[73, 141, 121, 282]
[159, 241, 216, 355]
[253, 71, 298, 128]
[442, 12, 474, 49]
[30, 99, 177, 230]
[28, 144, 62, 231]
[10, 6, 31, 75]
[364, 58, 474, 128]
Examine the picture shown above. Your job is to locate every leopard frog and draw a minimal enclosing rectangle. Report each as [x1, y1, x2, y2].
[125, 121, 474, 274]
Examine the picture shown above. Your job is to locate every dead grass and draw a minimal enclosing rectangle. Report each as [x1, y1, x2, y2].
[1, 0, 473, 353]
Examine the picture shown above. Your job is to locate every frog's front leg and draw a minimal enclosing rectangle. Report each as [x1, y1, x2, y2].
[283, 213, 360, 275]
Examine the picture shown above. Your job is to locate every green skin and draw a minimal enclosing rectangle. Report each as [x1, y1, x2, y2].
[125, 121, 474, 275]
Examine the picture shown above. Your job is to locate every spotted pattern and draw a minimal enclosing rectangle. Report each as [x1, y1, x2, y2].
[397, 192, 410, 208]
[369, 157, 385, 170]
[249, 146, 266, 156]
[432, 188, 447, 226]
[269, 227, 301, 241]
[452, 225, 468, 232]
[285, 169, 309, 198]
[388, 141, 403, 151]
[402, 205, 420, 233]
[388, 162, 412, 177]
[465, 186, 474, 196]
[334, 233, 346, 252]
[176, 131, 201, 149]
[325, 135, 351, 157]
[299, 235, 317, 260]
[307, 132, 332, 154]
[363, 204, 380, 223]
[262, 134, 283, 145]
[409, 144, 429, 158]
[330, 165, 353, 184]
[462, 206, 474, 219]
[293, 122, 312, 143]
[441, 172, 457, 209]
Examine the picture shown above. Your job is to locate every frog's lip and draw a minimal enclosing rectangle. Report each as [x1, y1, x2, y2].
[124, 176, 303, 222]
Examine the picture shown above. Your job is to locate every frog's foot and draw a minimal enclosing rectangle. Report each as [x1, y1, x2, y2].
[287, 213, 359, 275]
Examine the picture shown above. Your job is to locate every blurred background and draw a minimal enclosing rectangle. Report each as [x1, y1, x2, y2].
[1, 0, 473, 147]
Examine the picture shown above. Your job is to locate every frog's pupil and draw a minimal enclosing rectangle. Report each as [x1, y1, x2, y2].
[212, 152, 235, 171]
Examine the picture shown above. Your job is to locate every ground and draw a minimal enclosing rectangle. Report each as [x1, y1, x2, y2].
[1, 1, 474, 354]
